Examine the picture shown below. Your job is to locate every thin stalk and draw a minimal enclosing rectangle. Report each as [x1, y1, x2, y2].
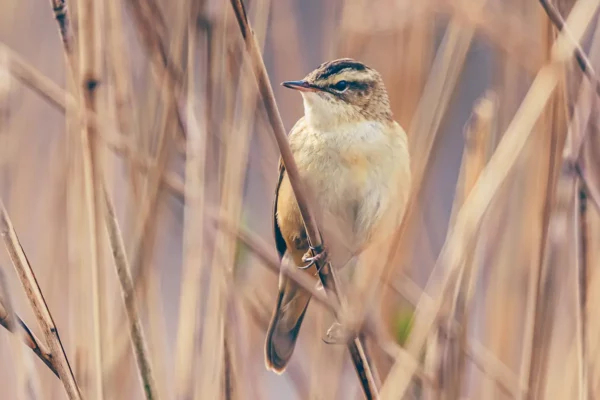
[47, 0, 74, 53]
[440, 93, 495, 399]
[577, 185, 589, 398]
[103, 189, 159, 399]
[0, 201, 82, 399]
[0, 299, 59, 378]
[77, 0, 106, 395]
[175, 5, 207, 396]
[539, 0, 600, 95]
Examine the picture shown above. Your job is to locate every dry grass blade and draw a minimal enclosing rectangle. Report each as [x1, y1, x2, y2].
[539, 0, 600, 95]
[47, 0, 74, 53]
[103, 189, 159, 400]
[380, 0, 600, 397]
[0, 271, 59, 378]
[229, 1, 379, 397]
[0, 201, 82, 399]
[577, 185, 589, 398]
[173, 13, 207, 400]
[77, 0, 107, 395]
[437, 93, 495, 399]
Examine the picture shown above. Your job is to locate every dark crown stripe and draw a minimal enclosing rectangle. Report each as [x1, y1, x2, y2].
[315, 59, 367, 80]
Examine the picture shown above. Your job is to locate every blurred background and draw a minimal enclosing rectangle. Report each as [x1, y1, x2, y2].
[0, 0, 599, 398]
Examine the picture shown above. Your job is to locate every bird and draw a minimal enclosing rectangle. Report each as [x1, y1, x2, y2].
[265, 58, 411, 373]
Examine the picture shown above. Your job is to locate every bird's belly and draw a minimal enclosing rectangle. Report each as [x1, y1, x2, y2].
[302, 156, 385, 247]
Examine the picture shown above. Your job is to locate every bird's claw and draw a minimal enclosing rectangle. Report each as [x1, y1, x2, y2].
[322, 321, 350, 345]
[299, 245, 328, 270]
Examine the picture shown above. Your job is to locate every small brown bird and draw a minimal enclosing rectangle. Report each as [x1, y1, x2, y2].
[265, 58, 411, 373]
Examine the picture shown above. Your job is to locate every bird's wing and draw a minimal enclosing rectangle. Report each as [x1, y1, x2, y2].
[273, 158, 287, 260]
[272, 117, 306, 261]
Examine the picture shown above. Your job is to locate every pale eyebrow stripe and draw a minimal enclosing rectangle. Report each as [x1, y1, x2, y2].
[322, 70, 370, 86]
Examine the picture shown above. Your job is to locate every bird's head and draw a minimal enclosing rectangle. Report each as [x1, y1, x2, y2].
[282, 58, 392, 130]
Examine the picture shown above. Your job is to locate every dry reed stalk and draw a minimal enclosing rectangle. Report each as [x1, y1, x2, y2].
[47, 0, 74, 53]
[0, 62, 34, 396]
[571, 179, 600, 398]
[229, 1, 379, 398]
[436, 93, 495, 399]
[106, 0, 142, 202]
[576, 183, 589, 398]
[0, 299, 58, 379]
[142, 267, 169, 399]
[103, 188, 159, 399]
[0, 269, 59, 380]
[76, 0, 107, 396]
[380, 0, 600, 397]
[102, 1, 140, 392]
[174, 4, 207, 397]
[0, 201, 82, 398]
[543, 14, 599, 399]
[478, 7, 531, 399]
[518, 6, 572, 397]
[108, 47, 179, 400]
[561, 15, 600, 397]
[540, 0, 600, 95]
[584, 189, 600, 396]
[565, 13, 600, 213]
[0, 271, 44, 400]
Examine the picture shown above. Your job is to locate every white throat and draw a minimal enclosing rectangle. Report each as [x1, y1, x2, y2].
[301, 92, 359, 131]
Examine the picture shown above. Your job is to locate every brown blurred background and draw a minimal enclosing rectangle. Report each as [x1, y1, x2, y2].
[1, 0, 599, 399]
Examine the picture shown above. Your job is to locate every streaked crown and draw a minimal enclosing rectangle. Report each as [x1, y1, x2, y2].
[282, 58, 392, 124]
[307, 58, 391, 121]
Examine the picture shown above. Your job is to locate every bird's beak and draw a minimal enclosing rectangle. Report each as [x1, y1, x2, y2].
[281, 80, 321, 93]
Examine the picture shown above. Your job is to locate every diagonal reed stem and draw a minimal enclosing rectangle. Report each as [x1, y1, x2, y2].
[539, 0, 600, 96]
[0, 201, 82, 399]
[103, 188, 159, 400]
[0, 268, 59, 378]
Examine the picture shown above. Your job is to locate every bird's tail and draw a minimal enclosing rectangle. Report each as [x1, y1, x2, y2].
[265, 256, 311, 373]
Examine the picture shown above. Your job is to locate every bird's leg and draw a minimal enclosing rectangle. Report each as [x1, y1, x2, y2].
[298, 244, 328, 271]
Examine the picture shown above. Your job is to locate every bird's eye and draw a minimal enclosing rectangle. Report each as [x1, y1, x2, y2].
[332, 80, 349, 92]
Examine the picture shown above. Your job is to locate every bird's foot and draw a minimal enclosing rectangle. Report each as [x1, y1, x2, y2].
[322, 321, 351, 345]
[298, 245, 328, 271]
